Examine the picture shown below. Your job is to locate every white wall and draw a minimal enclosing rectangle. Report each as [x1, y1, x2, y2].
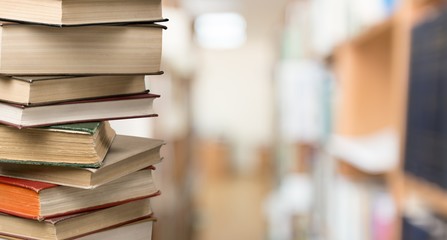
[192, 36, 277, 172]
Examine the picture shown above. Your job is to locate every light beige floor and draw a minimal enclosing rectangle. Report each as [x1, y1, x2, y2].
[193, 174, 272, 240]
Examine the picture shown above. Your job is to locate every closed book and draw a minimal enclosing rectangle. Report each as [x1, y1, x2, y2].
[0, 121, 115, 167]
[0, 93, 159, 128]
[77, 218, 154, 240]
[0, 198, 153, 240]
[404, 8, 447, 189]
[402, 217, 431, 240]
[0, 168, 158, 220]
[0, 0, 164, 26]
[0, 135, 164, 188]
[0, 75, 147, 106]
[0, 218, 155, 240]
[0, 22, 164, 75]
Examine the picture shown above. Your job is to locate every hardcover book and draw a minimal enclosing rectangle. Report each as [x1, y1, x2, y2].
[0, 168, 158, 220]
[0, 0, 164, 26]
[404, 7, 447, 189]
[0, 135, 164, 188]
[0, 22, 165, 75]
[77, 218, 154, 240]
[0, 198, 153, 240]
[0, 93, 159, 128]
[0, 219, 155, 240]
[0, 121, 115, 167]
[0, 75, 147, 105]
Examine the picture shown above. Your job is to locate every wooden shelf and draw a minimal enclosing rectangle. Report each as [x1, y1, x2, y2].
[412, 0, 444, 10]
[405, 174, 447, 216]
[331, 23, 395, 136]
[337, 159, 387, 180]
[351, 17, 395, 47]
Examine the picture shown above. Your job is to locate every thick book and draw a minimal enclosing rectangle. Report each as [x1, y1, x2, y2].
[0, 198, 153, 240]
[77, 218, 154, 240]
[0, 168, 158, 220]
[0, 92, 159, 128]
[0, 0, 164, 26]
[0, 135, 164, 188]
[0, 218, 155, 240]
[0, 121, 115, 167]
[0, 22, 164, 75]
[0, 75, 147, 105]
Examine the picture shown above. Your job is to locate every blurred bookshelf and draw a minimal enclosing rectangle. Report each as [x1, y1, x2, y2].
[328, 0, 447, 239]
[273, 0, 447, 239]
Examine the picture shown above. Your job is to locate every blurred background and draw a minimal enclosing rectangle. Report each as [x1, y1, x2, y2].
[111, 0, 447, 239]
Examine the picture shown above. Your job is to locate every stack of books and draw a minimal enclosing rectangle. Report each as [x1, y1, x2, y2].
[0, 0, 166, 239]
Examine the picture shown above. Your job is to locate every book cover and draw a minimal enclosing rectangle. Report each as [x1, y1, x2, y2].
[0, 75, 148, 106]
[0, 169, 159, 220]
[0, 93, 160, 128]
[404, 8, 447, 189]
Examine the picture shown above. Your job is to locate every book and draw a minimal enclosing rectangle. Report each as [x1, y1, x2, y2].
[404, 7, 447, 189]
[0, 219, 155, 240]
[0, 135, 164, 189]
[0, 22, 165, 75]
[0, 198, 153, 240]
[0, 93, 159, 128]
[0, 75, 147, 106]
[0, 121, 115, 167]
[0, 168, 158, 220]
[77, 218, 154, 240]
[0, 218, 155, 240]
[0, 0, 165, 26]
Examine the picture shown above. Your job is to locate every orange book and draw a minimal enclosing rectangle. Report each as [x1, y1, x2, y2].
[0, 168, 159, 220]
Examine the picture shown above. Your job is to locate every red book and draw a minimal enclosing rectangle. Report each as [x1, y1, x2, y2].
[0, 93, 159, 128]
[0, 168, 159, 220]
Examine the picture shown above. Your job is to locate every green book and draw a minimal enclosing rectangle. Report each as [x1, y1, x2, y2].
[0, 121, 115, 168]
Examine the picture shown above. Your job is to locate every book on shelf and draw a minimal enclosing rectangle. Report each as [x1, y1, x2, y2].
[0, 198, 153, 240]
[0, 75, 147, 106]
[0, 121, 115, 167]
[0, 135, 164, 189]
[0, 168, 158, 220]
[0, 0, 165, 26]
[0, 22, 165, 75]
[0, 92, 159, 128]
[404, 6, 447, 189]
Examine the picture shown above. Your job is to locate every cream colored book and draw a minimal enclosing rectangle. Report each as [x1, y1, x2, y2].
[0, 75, 147, 105]
[0, 0, 165, 26]
[0, 22, 164, 75]
[0, 92, 159, 128]
[77, 218, 154, 240]
[0, 135, 164, 189]
[0, 198, 153, 240]
[0, 219, 155, 240]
